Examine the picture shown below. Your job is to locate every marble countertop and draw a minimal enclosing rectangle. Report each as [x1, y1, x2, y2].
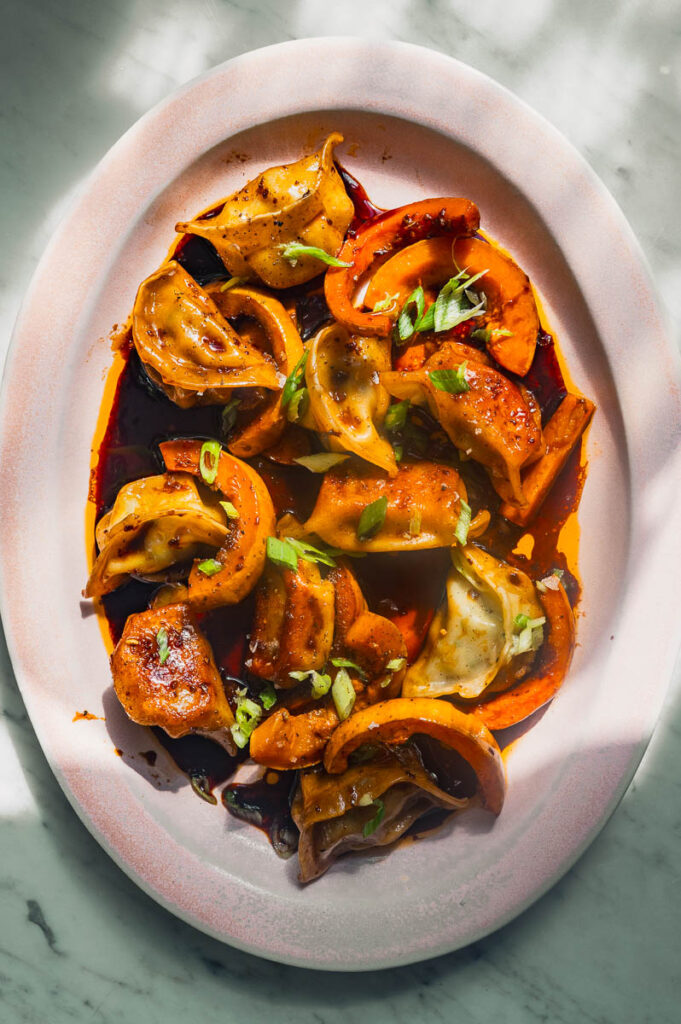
[1, 1, 680, 1021]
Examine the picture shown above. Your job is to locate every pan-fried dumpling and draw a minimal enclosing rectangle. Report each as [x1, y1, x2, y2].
[176, 134, 354, 289]
[306, 323, 397, 475]
[304, 460, 468, 552]
[85, 473, 229, 598]
[132, 261, 281, 407]
[292, 742, 470, 882]
[403, 544, 544, 700]
[111, 603, 233, 738]
[382, 342, 544, 506]
[246, 559, 335, 687]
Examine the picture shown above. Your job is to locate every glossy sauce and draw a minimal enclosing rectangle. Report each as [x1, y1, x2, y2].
[90, 168, 588, 845]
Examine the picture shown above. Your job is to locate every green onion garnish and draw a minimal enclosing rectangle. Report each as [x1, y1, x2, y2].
[332, 668, 356, 721]
[330, 657, 367, 680]
[396, 286, 425, 343]
[373, 292, 400, 313]
[286, 386, 309, 423]
[281, 350, 308, 408]
[289, 669, 332, 698]
[428, 363, 470, 394]
[294, 452, 350, 473]
[362, 798, 385, 837]
[432, 269, 487, 332]
[386, 657, 406, 672]
[393, 443, 404, 463]
[199, 440, 221, 485]
[230, 693, 263, 749]
[266, 536, 298, 571]
[408, 510, 422, 536]
[197, 558, 223, 577]
[156, 627, 169, 665]
[279, 242, 352, 268]
[219, 276, 245, 292]
[455, 499, 472, 546]
[471, 326, 513, 344]
[220, 500, 238, 520]
[357, 495, 388, 541]
[260, 683, 277, 710]
[384, 400, 409, 433]
[220, 398, 240, 438]
[514, 613, 530, 630]
[285, 537, 338, 568]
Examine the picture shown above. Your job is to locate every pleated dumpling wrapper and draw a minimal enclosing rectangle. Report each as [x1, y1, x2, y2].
[132, 261, 281, 408]
[175, 134, 354, 288]
[403, 544, 545, 700]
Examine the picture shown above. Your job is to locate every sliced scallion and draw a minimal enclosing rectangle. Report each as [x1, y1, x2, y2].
[428, 363, 470, 394]
[286, 386, 309, 423]
[156, 627, 170, 665]
[357, 495, 388, 541]
[220, 500, 238, 520]
[281, 350, 308, 408]
[384, 400, 409, 433]
[219, 276, 245, 292]
[197, 558, 223, 577]
[260, 683, 277, 710]
[220, 398, 241, 438]
[266, 536, 298, 572]
[294, 452, 350, 473]
[332, 667, 356, 721]
[199, 440, 221, 485]
[362, 798, 385, 837]
[385, 657, 406, 672]
[279, 241, 352, 268]
[330, 657, 367, 680]
[455, 499, 472, 546]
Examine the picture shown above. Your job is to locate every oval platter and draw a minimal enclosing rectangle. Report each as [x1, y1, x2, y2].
[1, 39, 680, 970]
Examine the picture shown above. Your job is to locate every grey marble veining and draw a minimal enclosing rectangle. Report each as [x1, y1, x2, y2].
[1, 1, 680, 1022]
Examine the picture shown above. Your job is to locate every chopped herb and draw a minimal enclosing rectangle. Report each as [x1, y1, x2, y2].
[386, 657, 406, 672]
[330, 657, 367, 680]
[199, 440, 221, 485]
[266, 536, 298, 571]
[471, 326, 513, 344]
[285, 536, 338, 568]
[392, 443, 404, 463]
[432, 269, 487, 332]
[230, 693, 263, 749]
[279, 242, 352, 268]
[332, 667, 356, 721]
[294, 452, 350, 473]
[220, 500, 239, 520]
[220, 398, 241, 437]
[190, 774, 217, 805]
[286, 386, 309, 423]
[362, 798, 385, 837]
[408, 510, 422, 536]
[514, 613, 530, 630]
[357, 495, 388, 541]
[373, 292, 400, 313]
[384, 400, 409, 433]
[260, 683, 278, 710]
[395, 286, 425, 343]
[455, 499, 472, 546]
[197, 558, 223, 577]
[156, 627, 169, 665]
[289, 669, 332, 698]
[281, 350, 308, 408]
[428, 363, 470, 394]
[219, 276, 245, 291]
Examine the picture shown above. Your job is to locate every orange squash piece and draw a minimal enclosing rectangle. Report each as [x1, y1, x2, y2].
[249, 704, 340, 770]
[323, 697, 505, 814]
[159, 439, 275, 610]
[324, 198, 479, 337]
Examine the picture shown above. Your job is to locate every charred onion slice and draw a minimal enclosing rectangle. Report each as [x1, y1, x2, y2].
[132, 261, 280, 407]
[323, 697, 505, 814]
[111, 603, 234, 738]
[324, 198, 480, 337]
[176, 133, 353, 289]
[160, 439, 275, 610]
[304, 460, 468, 552]
[469, 582, 575, 730]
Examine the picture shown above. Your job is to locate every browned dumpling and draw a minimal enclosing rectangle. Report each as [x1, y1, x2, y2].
[246, 559, 335, 687]
[132, 261, 281, 407]
[292, 743, 470, 882]
[111, 604, 233, 738]
[403, 544, 544, 700]
[176, 134, 354, 289]
[85, 473, 229, 599]
[306, 323, 397, 475]
[382, 341, 544, 505]
[304, 460, 469, 552]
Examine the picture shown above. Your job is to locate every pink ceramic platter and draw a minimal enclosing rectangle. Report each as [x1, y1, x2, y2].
[1, 39, 679, 971]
